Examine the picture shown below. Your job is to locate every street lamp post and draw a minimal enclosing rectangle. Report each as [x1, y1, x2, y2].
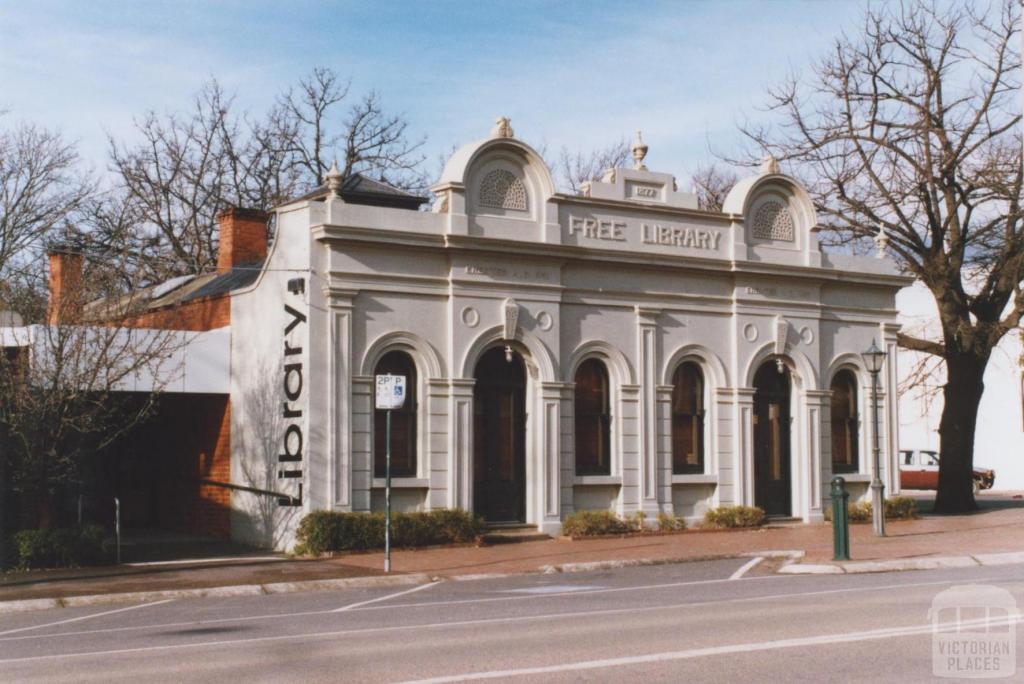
[862, 340, 887, 537]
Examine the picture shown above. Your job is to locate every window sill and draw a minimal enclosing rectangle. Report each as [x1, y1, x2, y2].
[573, 476, 621, 486]
[372, 478, 430, 489]
[671, 474, 718, 485]
[833, 473, 872, 483]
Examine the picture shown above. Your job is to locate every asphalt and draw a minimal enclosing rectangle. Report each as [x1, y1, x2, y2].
[2, 557, 1023, 682]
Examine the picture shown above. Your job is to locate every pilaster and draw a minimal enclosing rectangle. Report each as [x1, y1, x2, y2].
[448, 378, 475, 510]
[804, 389, 831, 522]
[733, 387, 756, 507]
[656, 384, 674, 514]
[325, 287, 357, 511]
[635, 306, 661, 520]
[539, 382, 572, 534]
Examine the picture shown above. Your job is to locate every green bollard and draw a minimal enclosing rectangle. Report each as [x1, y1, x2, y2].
[831, 476, 850, 561]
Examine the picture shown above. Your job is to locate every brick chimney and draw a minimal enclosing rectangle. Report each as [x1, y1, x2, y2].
[47, 246, 84, 324]
[217, 207, 269, 273]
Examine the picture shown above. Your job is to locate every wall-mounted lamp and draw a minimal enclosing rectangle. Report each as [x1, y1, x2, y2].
[504, 345, 513, 363]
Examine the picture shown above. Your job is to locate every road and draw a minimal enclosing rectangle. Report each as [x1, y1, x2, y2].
[1, 558, 1023, 682]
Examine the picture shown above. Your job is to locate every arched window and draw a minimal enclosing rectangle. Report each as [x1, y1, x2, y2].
[672, 362, 705, 474]
[830, 369, 859, 474]
[373, 351, 417, 478]
[575, 358, 611, 475]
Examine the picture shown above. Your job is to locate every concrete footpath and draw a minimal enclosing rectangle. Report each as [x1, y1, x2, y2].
[2, 491, 1023, 612]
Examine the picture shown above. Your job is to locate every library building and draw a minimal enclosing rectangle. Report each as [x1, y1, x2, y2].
[33, 118, 911, 549]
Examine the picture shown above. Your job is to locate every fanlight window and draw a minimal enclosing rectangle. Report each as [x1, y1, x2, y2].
[830, 369, 859, 473]
[478, 169, 528, 211]
[373, 351, 417, 478]
[751, 200, 795, 241]
[672, 362, 705, 474]
[575, 358, 611, 475]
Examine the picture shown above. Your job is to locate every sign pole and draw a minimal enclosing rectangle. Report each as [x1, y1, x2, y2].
[375, 372, 404, 574]
[385, 408, 392, 573]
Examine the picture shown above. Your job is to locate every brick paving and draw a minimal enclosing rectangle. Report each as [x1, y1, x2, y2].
[2, 492, 1022, 602]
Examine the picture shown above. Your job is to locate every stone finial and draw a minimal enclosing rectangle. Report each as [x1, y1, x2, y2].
[760, 155, 781, 175]
[631, 130, 648, 171]
[325, 160, 344, 197]
[492, 116, 514, 138]
[875, 224, 889, 258]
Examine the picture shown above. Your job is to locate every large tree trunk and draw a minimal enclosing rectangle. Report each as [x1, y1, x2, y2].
[934, 353, 987, 514]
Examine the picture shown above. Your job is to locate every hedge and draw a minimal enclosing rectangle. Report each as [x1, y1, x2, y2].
[700, 506, 766, 529]
[824, 496, 918, 523]
[561, 510, 633, 537]
[14, 525, 112, 569]
[294, 509, 483, 555]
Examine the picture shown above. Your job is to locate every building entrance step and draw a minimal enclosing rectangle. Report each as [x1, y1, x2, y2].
[480, 524, 551, 545]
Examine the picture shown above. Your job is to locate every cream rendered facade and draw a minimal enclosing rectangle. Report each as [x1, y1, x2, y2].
[228, 121, 911, 550]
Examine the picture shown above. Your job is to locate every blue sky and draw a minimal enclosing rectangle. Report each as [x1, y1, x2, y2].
[1, 0, 867, 184]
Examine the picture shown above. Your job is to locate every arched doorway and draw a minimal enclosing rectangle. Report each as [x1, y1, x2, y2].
[753, 362, 792, 516]
[473, 347, 527, 523]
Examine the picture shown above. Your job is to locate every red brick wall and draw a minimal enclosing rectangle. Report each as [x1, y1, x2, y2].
[217, 208, 268, 272]
[143, 394, 232, 539]
[195, 399, 232, 539]
[125, 295, 231, 332]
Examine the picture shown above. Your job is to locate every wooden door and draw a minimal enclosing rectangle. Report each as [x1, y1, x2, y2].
[754, 363, 792, 516]
[473, 348, 527, 523]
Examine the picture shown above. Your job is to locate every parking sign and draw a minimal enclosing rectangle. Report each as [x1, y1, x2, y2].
[375, 374, 406, 410]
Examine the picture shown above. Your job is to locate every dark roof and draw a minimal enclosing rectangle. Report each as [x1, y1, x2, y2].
[178, 262, 262, 303]
[82, 260, 265, 320]
[285, 172, 428, 210]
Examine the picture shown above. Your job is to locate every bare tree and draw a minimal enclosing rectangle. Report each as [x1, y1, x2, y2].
[690, 163, 738, 212]
[553, 138, 631, 194]
[0, 246, 183, 532]
[0, 118, 92, 278]
[108, 71, 429, 281]
[738, 0, 1021, 512]
[276, 67, 427, 192]
[107, 80, 298, 281]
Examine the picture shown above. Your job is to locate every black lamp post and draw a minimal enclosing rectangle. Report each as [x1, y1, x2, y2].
[861, 339, 887, 537]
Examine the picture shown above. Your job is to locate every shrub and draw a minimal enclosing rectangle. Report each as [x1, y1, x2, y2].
[634, 511, 647, 530]
[561, 510, 632, 537]
[657, 512, 687, 531]
[824, 496, 919, 524]
[701, 506, 766, 529]
[884, 496, 918, 520]
[294, 509, 482, 555]
[847, 501, 873, 523]
[14, 525, 111, 569]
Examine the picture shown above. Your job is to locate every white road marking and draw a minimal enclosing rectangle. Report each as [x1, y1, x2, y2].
[0, 578, 1017, 663]
[0, 600, 173, 637]
[333, 581, 438, 612]
[0, 573, 786, 643]
[729, 556, 764, 580]
[0, 571, 1011, 646]
[397, 614, 1024, 683]
[503, 584, 603, 594]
